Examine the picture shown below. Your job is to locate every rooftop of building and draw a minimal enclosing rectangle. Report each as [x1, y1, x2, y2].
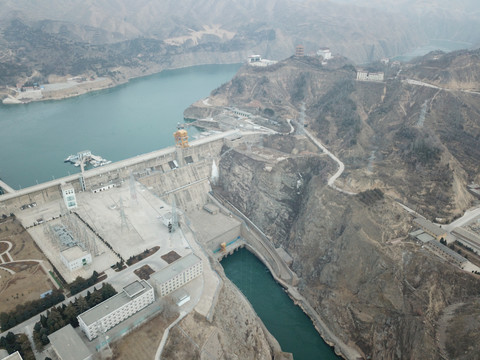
[61, 183, 74, 190]
[48, 324, 91, 360]
[61, 245, 90, 261]
[452, 227, 480, 244]
[417, 232, 436, 243]
[426, 239, 468, 264]
[1, 352, 23, 360]
[78, 280, 152, 326]
[123, 280, 147, 298]
[414, 218, 446, 237]
[150, 252, 202, 285]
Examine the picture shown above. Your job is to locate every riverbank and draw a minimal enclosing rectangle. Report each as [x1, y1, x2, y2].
[243, 244, 362, 360]
[1, 59, 244, 105]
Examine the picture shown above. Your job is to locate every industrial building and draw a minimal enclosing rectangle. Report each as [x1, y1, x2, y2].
[48, 324, 92, 360]
[410, 229, 468, 268]
[78, 280, 155, 341]
[52, 224, 93, 271]
[413, 218, 447, 240]
[356, 70, 385, 82]
[452, 227, 480, 254]
[61, 183, 77, 210]
[60, 246, 92, 271]
[151, 253, 203, 297]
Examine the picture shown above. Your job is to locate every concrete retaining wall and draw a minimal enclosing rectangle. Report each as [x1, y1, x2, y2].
[0, 133, 231, 215]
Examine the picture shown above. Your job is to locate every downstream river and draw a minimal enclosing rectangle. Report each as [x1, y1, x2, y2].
[222, 248, 339, 360]
[0, 64, 240, 189]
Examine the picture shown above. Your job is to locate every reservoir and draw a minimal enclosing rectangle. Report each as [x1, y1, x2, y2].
[222, 248, 339, 360]
[0, 64, 240, 189]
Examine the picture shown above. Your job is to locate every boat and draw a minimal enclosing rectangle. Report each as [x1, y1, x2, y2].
[65, 151, 111, 168]
[64, 154, 78, 163]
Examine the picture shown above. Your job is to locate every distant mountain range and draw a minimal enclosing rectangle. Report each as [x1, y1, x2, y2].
[1, 0, 479, 85]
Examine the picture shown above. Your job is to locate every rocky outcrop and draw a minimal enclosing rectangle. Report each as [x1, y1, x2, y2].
[162, 276, 286, 360]
[217, 135, 480, 359]
[204, 53, 480, 220]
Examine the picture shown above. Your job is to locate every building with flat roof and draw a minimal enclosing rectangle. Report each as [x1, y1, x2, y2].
[48, 324, 92, 360]
[413, 218, 447, 240]
[452, 227, 480, 254]
[1, 352, 23, 360]
[356, 70, 385, 82]
[61, 183, 77, 210]
[60, 246, 92, 271]
[317, 47, 332, 60]
[78, 280, 154, 341]
[425, 239, 468, 268]
[150, 253, 203, 297]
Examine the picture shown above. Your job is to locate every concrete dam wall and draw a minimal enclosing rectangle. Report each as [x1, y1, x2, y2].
[0, 131, 236, 215]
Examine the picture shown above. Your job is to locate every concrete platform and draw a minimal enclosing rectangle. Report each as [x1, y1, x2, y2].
[187, 209, 241, 251]
[74, 181, 190, 261]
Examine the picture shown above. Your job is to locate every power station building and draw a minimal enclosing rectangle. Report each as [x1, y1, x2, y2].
[52, 225, 92, 272]
[60, 246, 92, 271]
[151, 253, 203, 297]
[77, 280, 155, 341]
[61, 183, 77, 210]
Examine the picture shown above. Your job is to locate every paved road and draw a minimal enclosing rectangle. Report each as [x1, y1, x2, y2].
[0, 246, 172, 338]
[303, 128, 356, 195]
[444, 206, 480, 232]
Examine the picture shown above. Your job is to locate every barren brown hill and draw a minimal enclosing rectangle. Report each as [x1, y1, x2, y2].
[202, 51, 480, 358]
[194, 51, 480, 220]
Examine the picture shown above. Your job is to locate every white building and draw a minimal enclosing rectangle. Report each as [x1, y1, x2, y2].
[1, 352, 23, 360]
[151, 253, 203, 297]
[247, 55, 277, 67]
[61, 183, 77, 210]
[48, 324, 92, 360]
[356, 70, 384, 82]
[60, 246, 92, 271]
[77, 280, 155, 341]
[317, 47, 332, 60]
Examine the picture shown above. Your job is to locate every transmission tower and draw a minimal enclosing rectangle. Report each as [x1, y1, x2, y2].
[171, 197, 178, 233]
[119, 197, 129, 231]
[129, 171, 137, 204]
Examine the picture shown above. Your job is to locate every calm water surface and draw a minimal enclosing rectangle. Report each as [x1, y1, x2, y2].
[0, 64, 240, 189]
[394, 39, 472, 62]
[222, 248, 339, 360]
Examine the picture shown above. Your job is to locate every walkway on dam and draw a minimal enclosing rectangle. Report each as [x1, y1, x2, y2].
[0, 130, 240, 203]
[0, 180, 16, 194]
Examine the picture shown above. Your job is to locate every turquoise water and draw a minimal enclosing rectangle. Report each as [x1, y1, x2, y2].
[222, 248, 339, 360]
[0, 64, 241, 189]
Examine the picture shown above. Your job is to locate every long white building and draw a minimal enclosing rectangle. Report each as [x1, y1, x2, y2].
[151, 253, 203, 297]
[77, 280, 154, 341]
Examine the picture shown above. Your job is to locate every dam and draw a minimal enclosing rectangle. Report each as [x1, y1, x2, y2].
[0, 128, 350, 359]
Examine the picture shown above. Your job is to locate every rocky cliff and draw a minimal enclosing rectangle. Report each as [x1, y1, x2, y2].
[218, 136, 480, 359]
[162, 273, 288, 360]
[209, 51, 480, 359]
[201, 52, 480, 221]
